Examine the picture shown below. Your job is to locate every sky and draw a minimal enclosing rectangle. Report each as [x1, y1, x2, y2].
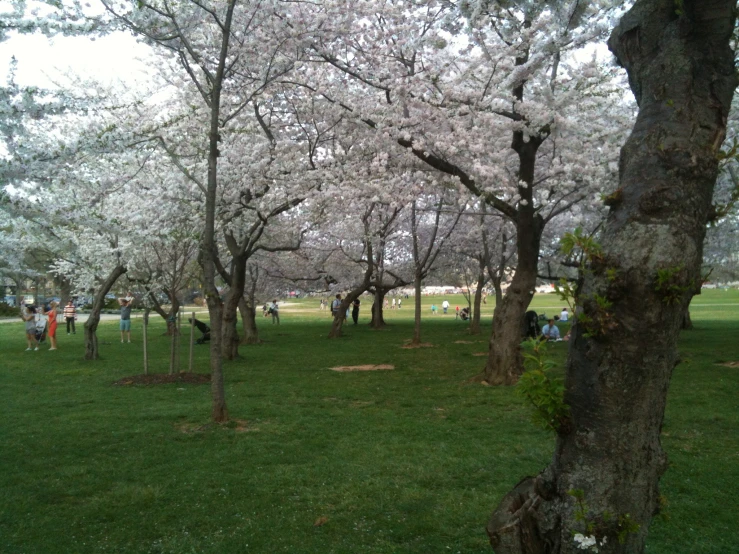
[0, 31, 154, 89]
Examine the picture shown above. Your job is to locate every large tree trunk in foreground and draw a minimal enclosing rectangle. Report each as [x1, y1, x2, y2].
[487, 3, 737, 552]
[239, 296, 261, 344]
[84, 265, 126, 360]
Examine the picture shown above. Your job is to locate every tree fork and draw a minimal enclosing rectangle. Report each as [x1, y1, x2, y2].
[487, 2, 737, 552]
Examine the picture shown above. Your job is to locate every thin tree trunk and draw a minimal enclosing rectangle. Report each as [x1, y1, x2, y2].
[84, 265, 127, 360]
[201, 0, 236, 423]
[411, 274, 422, 344]
[487, 2, 737, 552]
[470, 266, 486, 335]
[239, 296, 261, 344]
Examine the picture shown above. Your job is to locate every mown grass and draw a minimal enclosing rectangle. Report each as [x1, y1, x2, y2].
[0, 290, 737, 553]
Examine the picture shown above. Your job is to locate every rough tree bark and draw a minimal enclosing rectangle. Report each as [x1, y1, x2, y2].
[239, 296, 261, 344]
[83, 265, 126, 360]
[369, 287, 388, 329]
[483, 190, 543, 385]
[487, 2, 737, 552]
[221, 254, 247, 360]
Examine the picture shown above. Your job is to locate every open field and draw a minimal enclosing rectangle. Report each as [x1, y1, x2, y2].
[1, 290, 738, 553]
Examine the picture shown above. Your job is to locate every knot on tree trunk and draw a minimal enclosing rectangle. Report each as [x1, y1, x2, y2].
[487, 473, 559, 554]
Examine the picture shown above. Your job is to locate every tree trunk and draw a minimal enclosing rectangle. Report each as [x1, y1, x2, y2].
[239, 296, 261, 344]
[222, 299, 241, 359]
[328, 287, 367, 338]
[483, 209, 542, 385]
[370, 287, 387, 329]
[411, 274, 423, 344]
[222, 253, 247, 360]
[681, 308, 693, 330]
[487, 3, 737, 552]
[470, 267, 486, 335]
[491, 276, 504, 308]
[200, 0, 236, 423]
[83, 265, 127, 360]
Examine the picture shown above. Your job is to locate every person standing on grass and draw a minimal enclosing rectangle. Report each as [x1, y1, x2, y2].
[331, 294, 342, 318]
[270, 299, 280, 325]
[391, 298, 396, 310]
[118, 296, 133, 343]
[47, 301, 59, 350]
[455, 305, 460, 319]
[21, 305, 39, 351]
[64, 299, 76, 334]
[352, 298, 360, 325]
[442, 299, 449, 314]
[398, 298, 402, 309]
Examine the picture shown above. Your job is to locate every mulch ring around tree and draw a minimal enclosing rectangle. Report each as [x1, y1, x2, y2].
[113, 372, 211, 386]
[329, 364, 395, 372]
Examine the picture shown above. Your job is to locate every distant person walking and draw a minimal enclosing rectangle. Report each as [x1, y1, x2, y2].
[47, 302, 59, 350]
[270, 299, 280, 325]
[391, 298, 396, 310]
[21, 305, 39, 351]
[442, 300, 449, 314]
[64, 300, 77, 334]
[352, 298, 360, 325]
[455, 305, 460, 319]
[397, 298, 402, 309]
[118, 296, 133, 343]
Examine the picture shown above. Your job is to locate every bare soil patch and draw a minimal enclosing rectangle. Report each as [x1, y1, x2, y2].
[401, 342, 434, 349]
[329, 364, 395, 372]
[113, 372, 210, 386]
[454, 340, 475, 344]
[718, 361, 739, 368]
[176, 418, 253, 433]
[472, 352, 488, 357]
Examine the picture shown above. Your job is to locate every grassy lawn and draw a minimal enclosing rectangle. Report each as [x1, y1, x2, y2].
[0, 290, 737, 553]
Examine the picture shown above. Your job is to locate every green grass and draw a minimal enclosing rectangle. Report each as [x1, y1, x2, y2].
[0, 290, 738, 553]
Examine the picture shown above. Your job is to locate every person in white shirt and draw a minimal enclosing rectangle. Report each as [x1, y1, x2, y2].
[560, 308, 569, 322]
[441, 300, 450, 314]
[541, 319, 561, 341]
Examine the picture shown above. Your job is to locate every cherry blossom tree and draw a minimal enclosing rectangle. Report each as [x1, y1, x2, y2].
[291, 0, 629, 383]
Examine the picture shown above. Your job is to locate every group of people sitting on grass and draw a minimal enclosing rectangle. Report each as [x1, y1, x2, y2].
[525, 308, 571, 342]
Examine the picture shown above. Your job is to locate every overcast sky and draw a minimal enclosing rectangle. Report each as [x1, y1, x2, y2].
[0, 31, 153, 89]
